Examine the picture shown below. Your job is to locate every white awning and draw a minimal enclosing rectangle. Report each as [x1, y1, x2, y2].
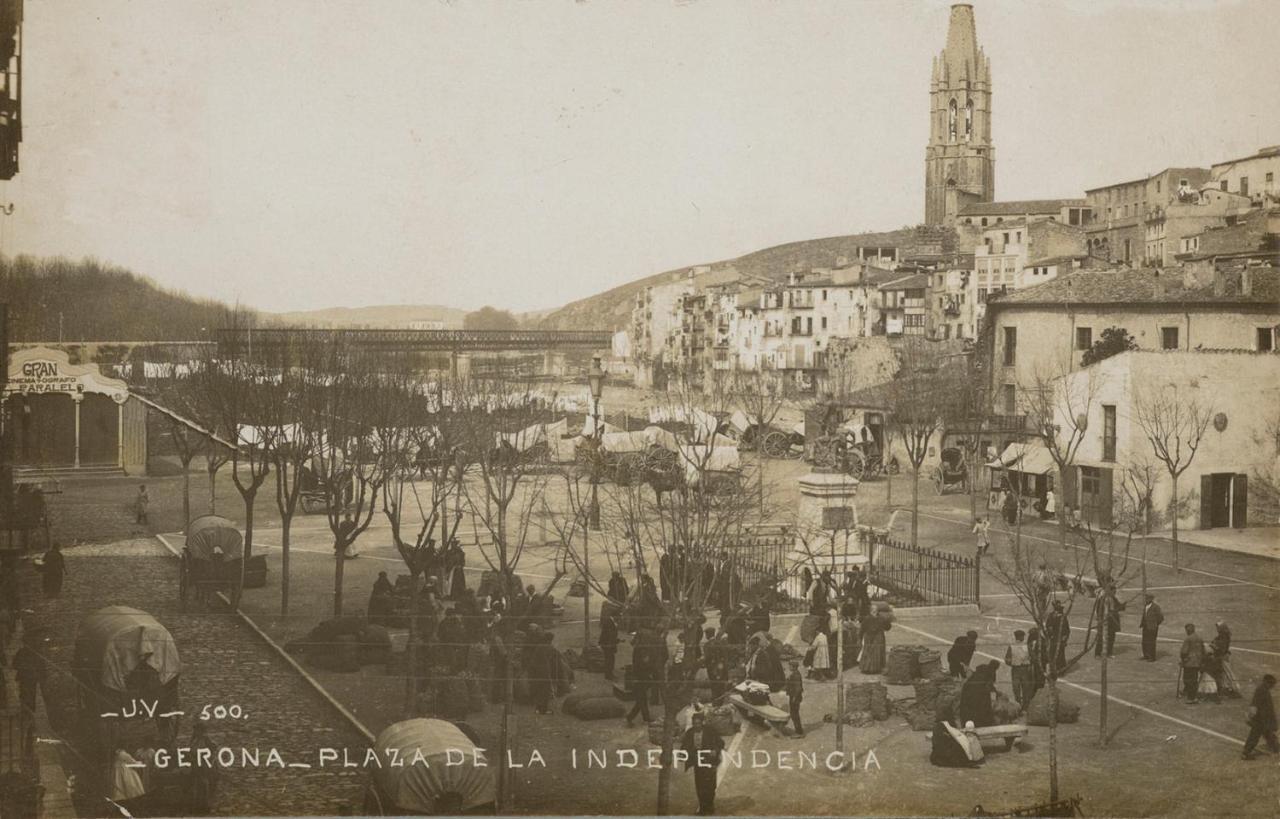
[987, 442, 1056, 475]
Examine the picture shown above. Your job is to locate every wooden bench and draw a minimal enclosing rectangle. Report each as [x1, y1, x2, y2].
[970, 723, 1028, 750]
[728, 694, 790, 733]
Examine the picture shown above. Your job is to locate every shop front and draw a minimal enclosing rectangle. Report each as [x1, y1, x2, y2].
[3, 347, 147, 473]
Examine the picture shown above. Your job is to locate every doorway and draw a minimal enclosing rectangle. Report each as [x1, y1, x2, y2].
[1201, 473, 1247, 529]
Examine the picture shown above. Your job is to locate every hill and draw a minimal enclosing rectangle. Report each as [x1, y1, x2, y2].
[269, 304, 467, 329]
[539, 225, 957, 331]
[0, 255, 263, 341]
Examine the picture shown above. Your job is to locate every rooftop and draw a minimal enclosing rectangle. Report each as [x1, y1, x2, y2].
[990, 266, 1280, 307]
[959, 199, 1085, 217]
[878, 272, 931, 291]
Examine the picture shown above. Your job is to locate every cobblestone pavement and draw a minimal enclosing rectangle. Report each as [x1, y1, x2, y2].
[28, 538, 366, 817]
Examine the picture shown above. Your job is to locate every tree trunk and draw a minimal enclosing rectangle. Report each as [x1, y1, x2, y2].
[334, 540, 346, 616]
[1049, 676, 1060, 801]
[243, 491, 257, 560]
[280, 517, 291, 615]
[181, 460, 192, 531]
[656, 689, 678, 816]
[497, 655, 513, 812]
[1170, 473, 1180, 572]
[1057, 466, 1068, 554]
[910, 467, 920, 547]
[1099, 647, 1109, 747]
[835, 615, 845, 756]
[405, 575, 421, 717]
[969, 457, 978, 524]
[208, 468, 218, 514]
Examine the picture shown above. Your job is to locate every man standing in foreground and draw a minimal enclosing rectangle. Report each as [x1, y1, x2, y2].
[681, 711, 724, 815]
[1179, 623, 1205, 704]
[1242, 674, 1277, 760]
[1139, 593, 1163, 661]
[1005, 629, 1033, 710]
[785, 658, 805, 738]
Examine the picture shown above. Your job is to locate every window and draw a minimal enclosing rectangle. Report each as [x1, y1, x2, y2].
[1155, 180, 1161, 193]
[1003, 232, 1010, 244]
[978, 288, 988, 304]
[822, 289, 828, 301]
[1001, 384, 1016, 414]
[981, 217, 988, 227]
[1161, 326, 1179, 350]
[821, 317, 828, 330]
[1016, 231, 1022, 242]
[905, 314, 925, 328]
[1102, 405, 1116, 462]
[1220, 180, 1228, 191]
[948, 98, 958, 141]
[1240, 177, 1249, 197]
[965, 99, 973, 140]
[1268, 172, 1275, 186]
[1259, 327, 1276, 352]
[1003, 326, 1017, 366]
[1076, 327, 1093, 351]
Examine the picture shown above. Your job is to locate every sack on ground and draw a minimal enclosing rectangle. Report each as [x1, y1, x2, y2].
[1026, 687, 1080, 726]
[800, 614, 823, 644]
[574, 697, 628, 720]
[561, 692, 592, 716]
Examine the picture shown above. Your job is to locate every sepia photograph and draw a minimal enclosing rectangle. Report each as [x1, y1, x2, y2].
[0, 1, 1277, 816]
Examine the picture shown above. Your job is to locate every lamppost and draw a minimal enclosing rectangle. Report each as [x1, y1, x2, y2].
[584, 355, 606, 648]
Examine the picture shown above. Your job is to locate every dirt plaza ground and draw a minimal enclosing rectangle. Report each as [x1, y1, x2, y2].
[33, 454, 1280, 815]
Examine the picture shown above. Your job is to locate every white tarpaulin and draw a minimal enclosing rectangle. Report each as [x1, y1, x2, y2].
[644, 425, 680, 452]
[600, 430, 649, 453]
[728, 410, 751, 435]
[988, 442, 1056, 475]
[369, 719, 495, 813]
[497, 422, 545, 453]
[678, 443, 740, 483]
[74, 606, 181, 694]
[648, 405, 721, 442]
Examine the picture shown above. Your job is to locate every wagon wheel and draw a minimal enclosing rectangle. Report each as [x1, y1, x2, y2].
[760, 430, 790, 459]
[933, 466, 945, 495]
[613, 452, 645, 487]
[845, 449, 867, 481]
[885, 457, 901, 476]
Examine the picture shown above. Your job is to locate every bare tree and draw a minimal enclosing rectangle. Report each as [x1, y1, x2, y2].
[1132, 384, 1214, 572]
[883, 341, 954, 547]
[730, 367, 787, 517]
[1022, 363, 1101, 554]
[155, 376, 230, 529]
[455, 377, 559, 813]
[554, 386, 758, 816]
[1248, 404, 1280, 522]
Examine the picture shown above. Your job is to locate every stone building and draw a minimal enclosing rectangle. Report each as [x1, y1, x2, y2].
[1054, 350, 1280, 530]
[957, 198, 1090, 229]
[876, 273, 930, 337]
[1143, 186, 1253, 266]
[1084, 168, 1211, 264]
[924, 3, 995, 226]
[1210, 145, 1280, 206]
[970, 219, 1092, 336]
[983, 267, 1280, 422]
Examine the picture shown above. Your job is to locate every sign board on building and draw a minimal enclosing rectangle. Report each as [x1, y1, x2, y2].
[4, 347, 130, 403]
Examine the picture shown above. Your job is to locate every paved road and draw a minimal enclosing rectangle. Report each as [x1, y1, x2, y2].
[30, 539, 366, 817]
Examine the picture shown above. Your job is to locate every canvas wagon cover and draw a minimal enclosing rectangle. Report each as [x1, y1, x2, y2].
[600, 430, 649, 454]
[185, 515, 244, 561]
[75, 606, 181, 693]
[371, 719, 495, 813]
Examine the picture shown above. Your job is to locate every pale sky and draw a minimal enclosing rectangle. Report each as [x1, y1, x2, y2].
[4, 0, 1278, 314]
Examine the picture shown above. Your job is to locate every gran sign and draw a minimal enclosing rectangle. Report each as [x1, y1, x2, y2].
[10, 359, 79, 393]
[4, 348, 130, 402]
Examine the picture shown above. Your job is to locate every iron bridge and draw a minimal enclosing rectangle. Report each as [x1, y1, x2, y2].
[215, 327, 613, 356]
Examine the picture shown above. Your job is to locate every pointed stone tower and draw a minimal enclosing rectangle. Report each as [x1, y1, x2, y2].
[924, 3, 994, 226]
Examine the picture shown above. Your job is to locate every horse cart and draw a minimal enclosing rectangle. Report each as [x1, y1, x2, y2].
[74, 606, 181, 764]
[180, 515, 245, 609]
[362, 719, 495, 816]
[811, 422, 900, 481]
[931, 447, 969, 495]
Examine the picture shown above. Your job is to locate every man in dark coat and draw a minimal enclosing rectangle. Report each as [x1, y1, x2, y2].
[1242, 674, 1278, 759]
[599, 606, 620, 681]
[40, 543, 66, 598]
[14, 631, 48, 725]
[625, 630, 655, 726]
[681, 711, 724, 815]
[1139, 593, 1163, 661]
[785, 658, 805, 737]
[957, 660, 999, 728]
[1046, 601, 1070, 675]
[947, 631, 978, 677]
[1093, 588, 1124, 658]
[747, 601, 771, 636]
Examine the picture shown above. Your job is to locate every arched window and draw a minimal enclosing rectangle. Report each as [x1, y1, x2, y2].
[965, 99, 973, 140]
[948, 98, 958, 141]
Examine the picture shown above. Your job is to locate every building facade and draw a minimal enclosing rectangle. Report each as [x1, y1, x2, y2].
[1084, 167, 1211, 264]
[924, 3, 995, 226]
[1210, 145, 1280, 206]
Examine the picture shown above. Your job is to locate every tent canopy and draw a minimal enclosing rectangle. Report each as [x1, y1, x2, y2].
[75, 606, 181, 693]
[987, 442, 1056, 475]
[185, 515, 244, 561]
[370, 719, 495, 814]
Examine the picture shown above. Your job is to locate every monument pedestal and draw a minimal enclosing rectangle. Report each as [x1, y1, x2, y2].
[788, 470, 864, 597]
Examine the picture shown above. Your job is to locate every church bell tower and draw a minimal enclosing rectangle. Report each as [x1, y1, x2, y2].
[924, 3, 994, 226]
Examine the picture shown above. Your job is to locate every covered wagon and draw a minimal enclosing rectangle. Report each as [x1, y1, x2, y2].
[181, 515, 247, 608]
[363, 719, 495, 816]
[73, 606, 181, 756]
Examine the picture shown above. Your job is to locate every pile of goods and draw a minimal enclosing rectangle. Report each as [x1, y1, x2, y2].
[704, 704, 742, 737]
[561, 693, 627, 721]
[883, 644, 943, 685]
[897, 673, 962, 730]
[1026, 687, 1080, 726]
[843, 682, 891, 721]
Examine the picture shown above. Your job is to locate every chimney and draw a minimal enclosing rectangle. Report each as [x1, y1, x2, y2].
[1242, 267, 1253, 297]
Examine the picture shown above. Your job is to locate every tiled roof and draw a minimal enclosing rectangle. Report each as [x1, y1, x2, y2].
[878, 272, 931, 291]
[990, 267, 1280, 307]
[958, 199, 1084, 217]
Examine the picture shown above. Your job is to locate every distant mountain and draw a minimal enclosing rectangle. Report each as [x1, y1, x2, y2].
[269, 304, 468, 329]
[539, 225, 957, 331]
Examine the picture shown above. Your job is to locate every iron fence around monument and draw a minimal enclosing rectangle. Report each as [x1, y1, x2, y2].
[869, 537, 979, 605]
